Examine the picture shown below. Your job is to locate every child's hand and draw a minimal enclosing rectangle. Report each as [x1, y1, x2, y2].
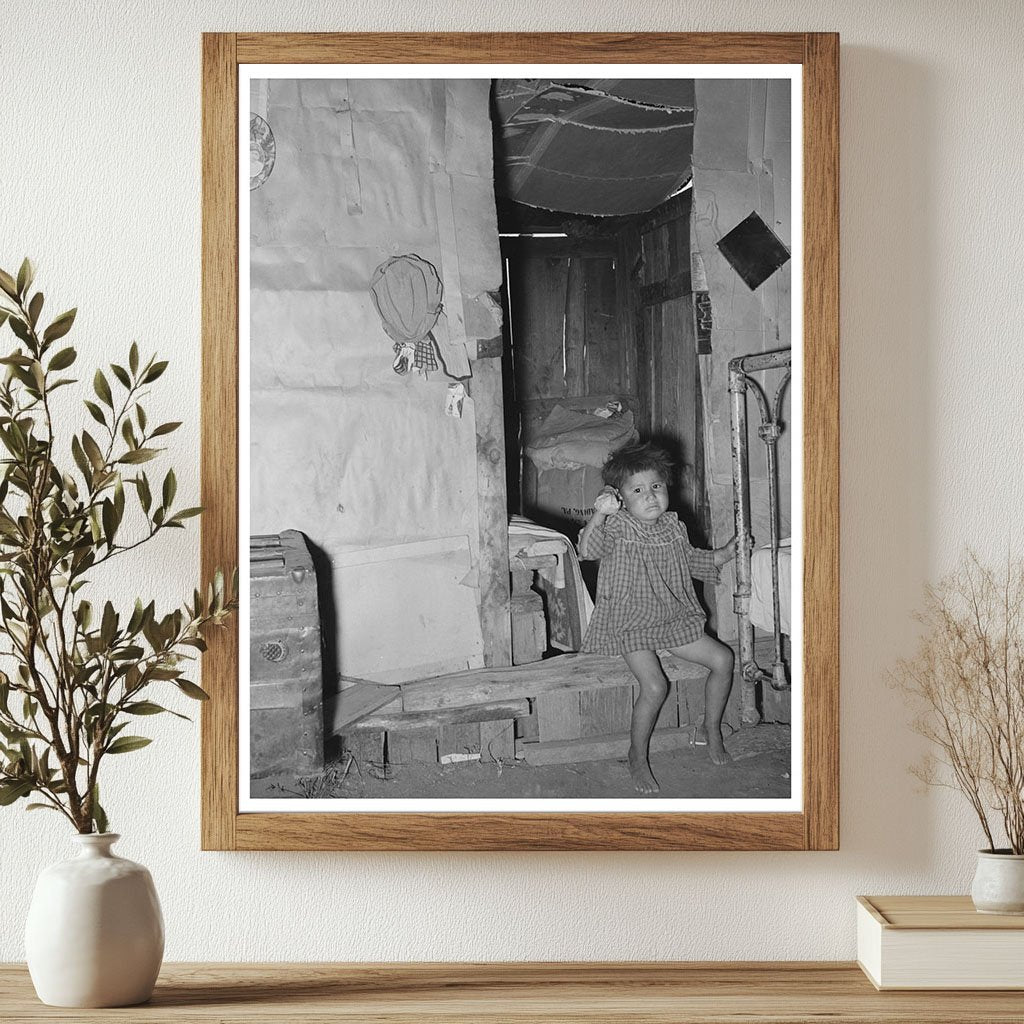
[715, 535, 739, 566]
[593, 486, 621, 516]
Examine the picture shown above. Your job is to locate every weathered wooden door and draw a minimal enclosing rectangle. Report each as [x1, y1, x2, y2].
[625, 192, 711, 545]
[502, 233, 635, 534]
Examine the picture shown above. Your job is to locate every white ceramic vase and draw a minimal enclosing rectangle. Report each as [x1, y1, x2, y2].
[970, 849, 1024, 915]
[24, 833, 164, 1007]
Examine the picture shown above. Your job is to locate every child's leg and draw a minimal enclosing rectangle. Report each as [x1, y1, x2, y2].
[621, 649, 669, 794]
[667, 636, 736, 765]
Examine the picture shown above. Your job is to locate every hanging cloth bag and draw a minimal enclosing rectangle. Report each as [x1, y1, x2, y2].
[370, 254, 443, 376]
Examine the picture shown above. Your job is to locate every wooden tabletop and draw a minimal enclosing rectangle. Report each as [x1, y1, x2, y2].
[2, 962, 1024, 1022]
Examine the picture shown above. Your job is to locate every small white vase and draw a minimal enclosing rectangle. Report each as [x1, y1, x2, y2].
[970, 849, 1024, 915]
[25, 833, 164, 1007]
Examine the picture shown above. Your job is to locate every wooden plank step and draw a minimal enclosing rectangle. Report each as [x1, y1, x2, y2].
[387, 727, 438, 765]
[342, 699, 530, 734]
[516, 727, 693, 767]
[479, 719, 516, 763]
[325, 682, 403, 735]
[401, 652, 706, 712]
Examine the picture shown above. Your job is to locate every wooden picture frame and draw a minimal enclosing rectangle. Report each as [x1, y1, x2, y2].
[201, 32, 838, 851]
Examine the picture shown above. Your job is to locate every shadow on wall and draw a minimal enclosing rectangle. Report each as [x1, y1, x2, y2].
[305, 536, 338, 696]
[839, 48, 937, 866]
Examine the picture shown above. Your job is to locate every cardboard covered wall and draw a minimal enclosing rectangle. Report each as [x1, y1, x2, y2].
[249, 78, 505, 682]
[690, 78, 793, 633]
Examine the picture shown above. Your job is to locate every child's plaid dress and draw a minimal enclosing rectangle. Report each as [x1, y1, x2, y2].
[579, 510, 720, 655]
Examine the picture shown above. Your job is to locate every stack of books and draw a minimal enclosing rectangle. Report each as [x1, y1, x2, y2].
[857, 895, 1024, 989]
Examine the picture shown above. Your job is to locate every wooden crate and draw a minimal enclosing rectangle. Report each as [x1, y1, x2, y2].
[249, 531, 325, 778]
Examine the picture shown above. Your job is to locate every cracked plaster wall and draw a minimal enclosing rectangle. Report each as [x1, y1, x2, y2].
[691, 79, 793, 634]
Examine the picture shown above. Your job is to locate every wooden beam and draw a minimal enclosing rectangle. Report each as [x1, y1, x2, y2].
[500, 236, 617, 259]
[563, 257, 586, 396]
[637, 191, 693, 234]
[639, 271, 692, 307]
[471, 355, 512, 668]
[325, 683, 403, 734]
[342, 699, 530, 734]
[400, 653, 706, 712]
[518, 727, 693, 766]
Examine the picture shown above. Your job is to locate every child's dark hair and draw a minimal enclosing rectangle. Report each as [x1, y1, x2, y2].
[601, 441, 674, 491]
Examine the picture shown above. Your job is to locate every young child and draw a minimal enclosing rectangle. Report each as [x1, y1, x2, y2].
[578, 441, 737, 794]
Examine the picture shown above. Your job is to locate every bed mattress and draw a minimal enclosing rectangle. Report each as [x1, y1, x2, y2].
[749, 539, 791, 635]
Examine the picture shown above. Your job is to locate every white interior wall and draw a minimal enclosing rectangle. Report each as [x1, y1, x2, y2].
[2, 0, 1023, 963]
[693, 78, 792, 548]
[248, 77, 500, 682]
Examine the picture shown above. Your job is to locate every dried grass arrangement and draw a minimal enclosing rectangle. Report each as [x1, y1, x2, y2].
[895, 552, 1024, 854]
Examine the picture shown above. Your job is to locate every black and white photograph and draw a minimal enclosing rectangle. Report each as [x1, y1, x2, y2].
[241, 66, 801, 812]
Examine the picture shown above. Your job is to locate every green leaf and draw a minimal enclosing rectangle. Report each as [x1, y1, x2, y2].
[100, 601, 117, 647]
[26, 803, 61, 813]
[0, 722, 28, 743]
[114, 475, 125, 521]
[175, 679, 210, 701]
[8, 317, 32, 344]
[110, 363, 131, 389]
[162, 468, 176, 509]
[81, 431, 105, 472]
[83, 400, 107, 427]
[136, 473, 152, 513]
[0, 779, 33, 805]
[71, 435, 91, 482]
[117, 448, 158, 465]
[129, 342, 139, 375]
[168, 507, 203, 524]
[47, 346, 76, 371]
[0, 268, 18, 300]
[105, 735, 152, 755]
[93, 369, 113, 408]
[91, 785, 108, 834]
[42, 308, 77, 344]
[150, 421, 181, 438]
[126, 598, 146, 635]
[121, 418, 137, 450]
[27, 292, 43, 328]
[147, 667, 182, 680]
[142, 360, 168, 383]
[110, 644, 143, 661]
[16, 258, 34, 298]
[124, 701, 170, 715]
[101, 498, 116, 546]
[76, 600, 93, 630]
[136, 404, 147, 432]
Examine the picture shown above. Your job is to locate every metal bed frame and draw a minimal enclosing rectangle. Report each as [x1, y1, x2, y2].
[728, 347, 791, 726]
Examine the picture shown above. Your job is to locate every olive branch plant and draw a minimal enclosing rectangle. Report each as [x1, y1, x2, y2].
[0, 259, 235, 834]
[894, 552, 1024, 854]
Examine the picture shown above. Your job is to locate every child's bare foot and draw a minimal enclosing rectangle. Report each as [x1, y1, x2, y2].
[694, 722, 733, 765]
[627, 749, 660, 793]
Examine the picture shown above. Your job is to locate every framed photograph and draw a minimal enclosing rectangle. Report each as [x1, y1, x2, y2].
[201, 32, 838, 850]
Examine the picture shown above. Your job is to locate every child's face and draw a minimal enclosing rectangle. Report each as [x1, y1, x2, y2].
[619, 469, 669, 523]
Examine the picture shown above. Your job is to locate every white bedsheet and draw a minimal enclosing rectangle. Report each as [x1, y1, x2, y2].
[749, 539, 791, 635]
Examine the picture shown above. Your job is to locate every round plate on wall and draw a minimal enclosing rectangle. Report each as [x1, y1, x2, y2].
[250, 114, 275, 191]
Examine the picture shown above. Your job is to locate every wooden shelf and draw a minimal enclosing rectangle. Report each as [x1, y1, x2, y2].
[3, 962, 1024, 1022]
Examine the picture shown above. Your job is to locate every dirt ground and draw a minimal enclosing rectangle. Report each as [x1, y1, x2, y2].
[252, 723, 791, 801]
